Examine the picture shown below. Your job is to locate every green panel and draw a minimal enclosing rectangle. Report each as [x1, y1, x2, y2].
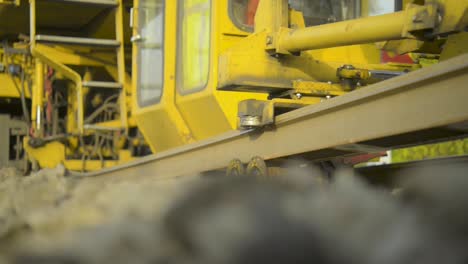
[392, 138, 468, 163]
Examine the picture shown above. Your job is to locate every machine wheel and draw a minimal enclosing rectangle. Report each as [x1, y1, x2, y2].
[226, 159, 245, 177]
[246, 156, 268, 177]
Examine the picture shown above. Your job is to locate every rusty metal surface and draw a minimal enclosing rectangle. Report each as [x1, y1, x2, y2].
[82, 54, 468, 182]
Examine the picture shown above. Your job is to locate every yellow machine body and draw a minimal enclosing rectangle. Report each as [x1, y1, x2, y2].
[0, 0, 466, 171]
[132, 0, 467, 155]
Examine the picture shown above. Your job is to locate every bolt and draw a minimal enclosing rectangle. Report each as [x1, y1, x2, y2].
[412, 14, 423, 23]
[326, 95, 332, 99]
[296, 93, 302, 99]
[327, 81, 332, 85]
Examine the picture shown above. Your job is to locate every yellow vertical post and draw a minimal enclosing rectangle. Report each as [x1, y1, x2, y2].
[115, 0, 128, 134]
[30, 0, 41, 136]
[254, 0, 288, 33]
[29, 0, 36, 48]
[254, 0, 288, 54]
[115, 0, 125, 88]
[33, 59, 44, 137]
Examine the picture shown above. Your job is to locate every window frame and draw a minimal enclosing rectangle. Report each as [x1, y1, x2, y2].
[228, 0, 254, 33]
[137, 0, 166, 108]
[176, 0, 212, 96]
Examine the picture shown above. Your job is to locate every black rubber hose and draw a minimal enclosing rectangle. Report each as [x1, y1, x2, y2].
[7, 65, 31, 127]
[3, 42, 31, 127]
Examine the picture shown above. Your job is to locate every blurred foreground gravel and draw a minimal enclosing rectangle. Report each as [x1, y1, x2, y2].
[0, 163, 467, 264]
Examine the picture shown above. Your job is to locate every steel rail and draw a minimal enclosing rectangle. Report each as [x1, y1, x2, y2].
[79, 54, 468, 183]
[357, 155, 468, 185]
[358, 155, 468, 174]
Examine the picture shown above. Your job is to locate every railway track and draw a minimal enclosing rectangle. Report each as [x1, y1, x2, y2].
[75, 53, 468, 184]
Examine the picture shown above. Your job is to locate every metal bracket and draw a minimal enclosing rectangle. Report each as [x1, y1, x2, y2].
[336, 65, 370, 91]
[238, 99, 274, 129]
[402, 3, 439, 38]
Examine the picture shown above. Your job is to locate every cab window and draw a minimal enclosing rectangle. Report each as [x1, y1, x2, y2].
[177, 0, 211, 94]
[230, 0, 360, 31]
[137, 0, 164, 107]
[368, 0, 397, 16]
[289, 0, 360, 25]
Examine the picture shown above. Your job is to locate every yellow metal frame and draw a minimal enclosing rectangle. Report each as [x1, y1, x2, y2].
[23, 0, 136, 170]
[29, 0, 128, 134]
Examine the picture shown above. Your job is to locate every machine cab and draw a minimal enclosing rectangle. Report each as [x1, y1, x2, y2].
[132, 0, 467, 154]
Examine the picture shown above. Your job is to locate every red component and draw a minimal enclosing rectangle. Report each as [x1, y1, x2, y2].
[45, 67, 54, 130]
[381, 51, 414, 64]
[245, 0, 260, 26]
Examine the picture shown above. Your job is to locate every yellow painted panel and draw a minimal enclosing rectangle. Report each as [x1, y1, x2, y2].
[307, 44, 382, 64]
[135, 104, 192, 153]
[177, 91, 232, 140]
[440, 32, 468, 61]
[24, 141, 65, 169]
[0, 74, 21, 98]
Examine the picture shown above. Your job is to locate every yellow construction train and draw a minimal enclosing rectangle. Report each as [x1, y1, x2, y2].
[0, 0, 467, 173]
